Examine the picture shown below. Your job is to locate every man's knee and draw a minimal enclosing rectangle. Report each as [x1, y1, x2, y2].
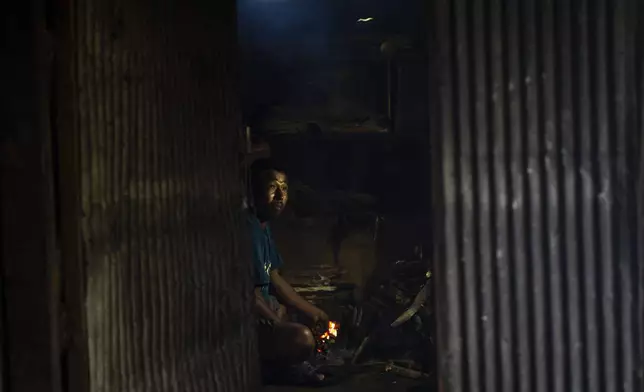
[259, 322, 316, 364]
[275, 322, 315, 362]
[292, 324, 316, 352]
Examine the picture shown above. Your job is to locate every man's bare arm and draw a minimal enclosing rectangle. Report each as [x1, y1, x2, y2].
[270, 270, 328, 322]
[254, 287, 281, 323]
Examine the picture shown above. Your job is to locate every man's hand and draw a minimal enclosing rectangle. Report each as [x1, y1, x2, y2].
[277, 304, 287, 321]
[309, 307, 329, 324]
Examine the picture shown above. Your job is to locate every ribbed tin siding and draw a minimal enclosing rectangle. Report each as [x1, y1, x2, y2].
[431, 0, 642, 391]
[63, 0, 257, 390]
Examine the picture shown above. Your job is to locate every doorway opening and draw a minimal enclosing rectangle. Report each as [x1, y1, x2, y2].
[238, 0, 435, 389]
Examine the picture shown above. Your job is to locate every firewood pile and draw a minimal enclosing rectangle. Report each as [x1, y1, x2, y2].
[344, 257, 434, 377]
[295, 257, 435, 381]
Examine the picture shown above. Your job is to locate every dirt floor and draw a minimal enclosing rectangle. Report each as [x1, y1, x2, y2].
[263, 370, 430, 392]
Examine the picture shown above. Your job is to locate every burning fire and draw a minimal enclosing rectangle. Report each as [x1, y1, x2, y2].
[319, 321, 339, 340]
[317, 321, 339, 353]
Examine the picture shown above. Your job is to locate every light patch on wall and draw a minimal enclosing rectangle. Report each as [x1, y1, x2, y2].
[357, 17, 374, 23]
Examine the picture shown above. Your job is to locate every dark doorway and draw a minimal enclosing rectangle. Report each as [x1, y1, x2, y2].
[238, 0, 436, 389]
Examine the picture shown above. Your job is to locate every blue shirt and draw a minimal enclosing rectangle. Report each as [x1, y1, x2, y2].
[248, 213, 284, 299]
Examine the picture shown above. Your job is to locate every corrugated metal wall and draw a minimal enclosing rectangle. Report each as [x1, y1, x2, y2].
[430, 0, 643, 391]
[57, 0, 257, 390]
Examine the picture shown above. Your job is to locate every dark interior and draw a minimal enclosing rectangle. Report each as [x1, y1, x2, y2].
[239, 0, 435, 389]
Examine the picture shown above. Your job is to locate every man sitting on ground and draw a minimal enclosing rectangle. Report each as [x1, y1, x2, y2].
[248, 158, 329, 384]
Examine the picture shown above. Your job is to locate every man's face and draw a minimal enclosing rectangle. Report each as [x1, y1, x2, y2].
[256, 169, 288, 220]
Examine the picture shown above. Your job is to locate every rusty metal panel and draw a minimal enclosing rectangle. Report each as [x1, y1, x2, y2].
[430, 0, 643, 391]
[59, 0, 257, 390]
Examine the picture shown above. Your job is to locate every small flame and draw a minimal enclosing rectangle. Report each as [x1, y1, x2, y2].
[328, 321, 338, 337]
[319, 321, 339, 340]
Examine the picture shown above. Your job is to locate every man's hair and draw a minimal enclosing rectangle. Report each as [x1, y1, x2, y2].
[249, 158, 286, 195]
